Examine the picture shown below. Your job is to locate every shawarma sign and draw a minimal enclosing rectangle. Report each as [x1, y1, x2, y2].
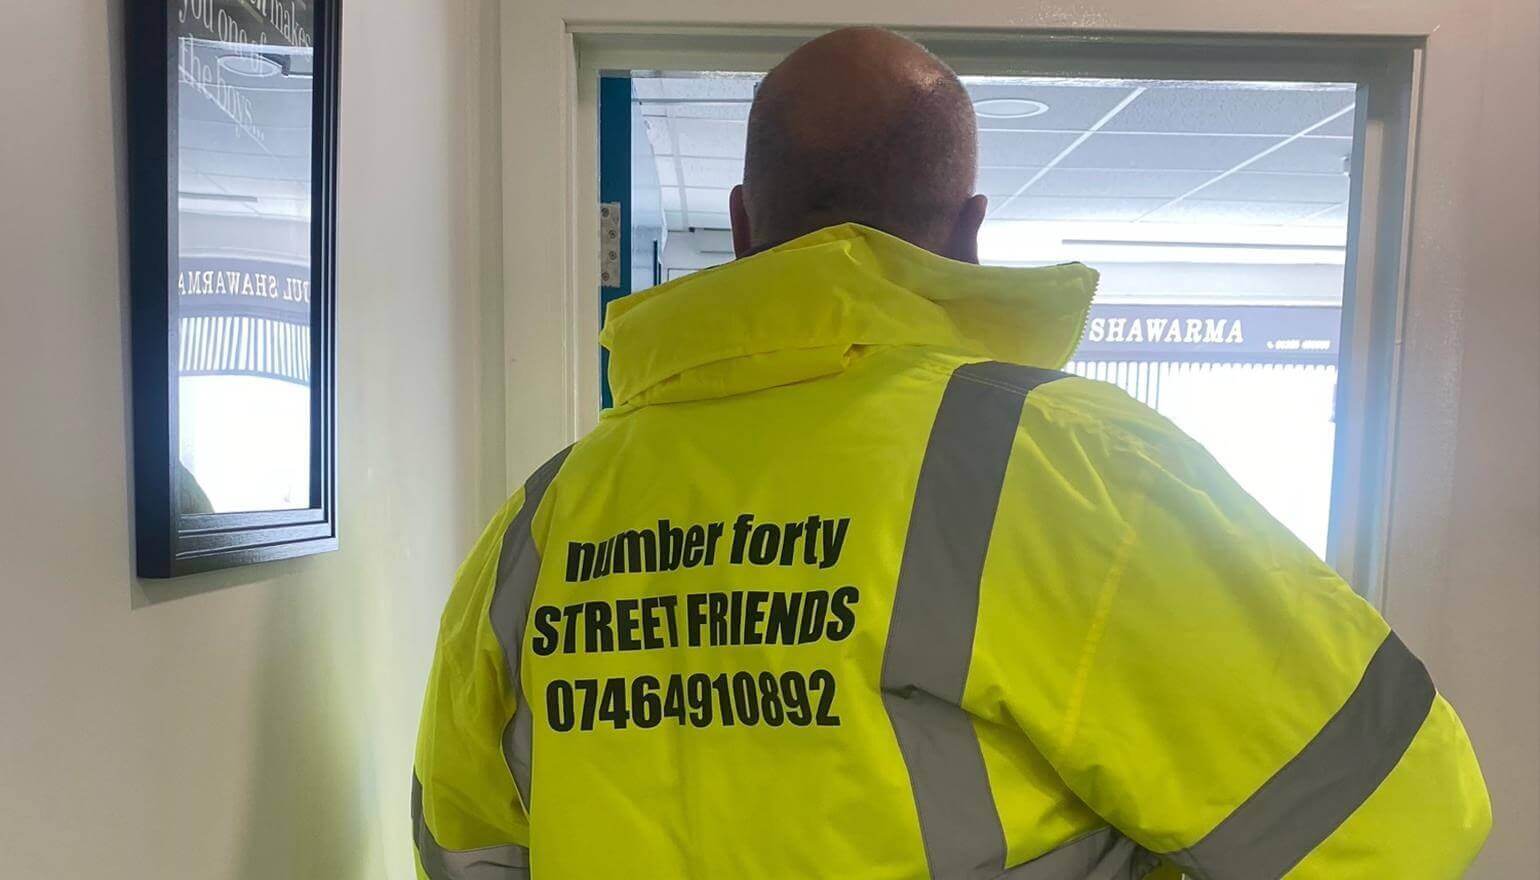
[1077, 304, 1341, 363]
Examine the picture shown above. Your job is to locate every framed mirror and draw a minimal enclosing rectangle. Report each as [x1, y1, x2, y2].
[127, 0, 339, 577]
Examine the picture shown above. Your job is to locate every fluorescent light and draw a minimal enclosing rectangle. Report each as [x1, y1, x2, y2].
[978, 220, 1348, 265]
[217, 53, 282, 78]
[973, 98, 1050, 119]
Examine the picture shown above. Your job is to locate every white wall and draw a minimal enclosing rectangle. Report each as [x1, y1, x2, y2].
[504, 0, 1539, 876]
[0, 1, 502, 878]
[1432, 0, 1540, 871]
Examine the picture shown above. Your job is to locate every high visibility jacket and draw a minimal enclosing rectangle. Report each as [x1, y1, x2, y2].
[414, 223, 1490, 880]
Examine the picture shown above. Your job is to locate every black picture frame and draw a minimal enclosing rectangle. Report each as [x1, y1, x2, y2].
[127, 0, 340, 578]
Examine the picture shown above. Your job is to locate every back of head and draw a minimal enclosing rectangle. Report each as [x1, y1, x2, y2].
[736, 28, 980, 257]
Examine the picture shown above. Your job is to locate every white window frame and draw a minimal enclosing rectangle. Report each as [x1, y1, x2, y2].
[564, 27, 1421, 606]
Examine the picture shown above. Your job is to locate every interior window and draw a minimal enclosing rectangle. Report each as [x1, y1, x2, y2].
[610, 73, 1356, 559]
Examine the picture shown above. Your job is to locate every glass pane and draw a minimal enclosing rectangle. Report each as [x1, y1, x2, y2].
[622, 72, 1355, 558]
[970, 76, 1355, 558]
[174, 0, 316, 513]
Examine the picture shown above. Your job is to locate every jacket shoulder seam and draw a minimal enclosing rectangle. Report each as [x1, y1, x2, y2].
[1022, 380, 1168, 460]
[952, 368, 1070, 398]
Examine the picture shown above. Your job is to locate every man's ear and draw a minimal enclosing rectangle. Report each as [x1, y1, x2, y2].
[942, 194, 989, 264]
[729, 185, 753, 258]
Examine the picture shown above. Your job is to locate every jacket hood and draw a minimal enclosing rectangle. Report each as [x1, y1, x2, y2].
[599, 223, 1098, 412]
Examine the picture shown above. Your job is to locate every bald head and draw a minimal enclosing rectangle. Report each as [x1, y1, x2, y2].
[730, 28, 987, 260]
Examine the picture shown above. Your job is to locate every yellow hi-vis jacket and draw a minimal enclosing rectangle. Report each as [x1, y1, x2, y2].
[414, 223, 1490, 880]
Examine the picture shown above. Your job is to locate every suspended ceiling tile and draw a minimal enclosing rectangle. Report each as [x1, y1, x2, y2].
[1196, 171, 1350, 203]
[992, 196, 1167, 221]
[977, 130, 1082, 167]
[670, 117, 749, 159]
[643, 117, 675, 157]
[667, 102, 752, 121]
[965, 81, 1142, 131]
[631, 77, 670, 100]
[655, 160, 678, 187]
[1246, 136, 1354, 174]
[177, 60, 309, 128]
[1315, 110, 1358, 137]
[180, 117, 312, 160]
[1103, 85, 1356, 136]
[633, 76, 759, 102]
[683, 187, 733, 216]
[1060, 132, 1279, 171]
[975, 167, 1045, 197]
[677, 156, 743, 189]
[1030, 167, 1218, 198]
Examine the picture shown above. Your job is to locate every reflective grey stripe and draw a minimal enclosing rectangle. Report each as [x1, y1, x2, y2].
[1000, 827, 1160, 880]
[490, 446, 573, 812]
[1170, 632, 1435, 879]
[883, 361, 1069, 880]
[412, 774, 531, 880]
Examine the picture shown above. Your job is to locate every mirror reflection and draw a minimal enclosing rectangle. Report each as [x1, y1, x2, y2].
[174, 0, 315, 513]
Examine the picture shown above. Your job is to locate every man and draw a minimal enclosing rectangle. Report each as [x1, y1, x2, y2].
[413, 27, 1490, 880]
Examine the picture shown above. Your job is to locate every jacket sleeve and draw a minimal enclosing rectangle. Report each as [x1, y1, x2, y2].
[1036, 420, 1491, 879]
[412, 489, 533, 880]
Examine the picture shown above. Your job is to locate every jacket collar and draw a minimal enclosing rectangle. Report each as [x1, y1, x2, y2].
[599, 223, 1098, 412]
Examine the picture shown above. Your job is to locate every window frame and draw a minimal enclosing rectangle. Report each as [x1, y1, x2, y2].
[570, 26, 1422, 605]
